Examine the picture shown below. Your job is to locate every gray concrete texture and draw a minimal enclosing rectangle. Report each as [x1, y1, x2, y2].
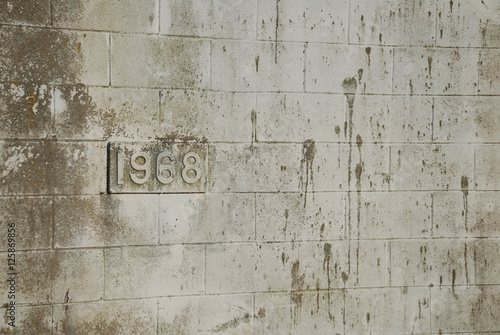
[0, 0, 499, 333]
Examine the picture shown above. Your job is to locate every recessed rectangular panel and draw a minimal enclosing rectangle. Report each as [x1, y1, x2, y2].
[108, 142, 207, 194]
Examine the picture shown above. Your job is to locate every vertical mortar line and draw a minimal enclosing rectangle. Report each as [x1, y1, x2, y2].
[388, 146, 391, 191]
[252, 293, 255, 335]
[303, 43, 307, 92]
[473, 145, 476, 191]
[431, 97, 435, 142]
[157, 0, 161, 34]
[430, 193, 434, 238]
[254, 193, 257, 241]
[49, 0, 53, 26]
[477, 50, 481, 94]
[102, 248, 106, 300]
[203, 245, 207, 294]
[429, 286, 432, 333]
[433, 2, 438, 46]
[254, 0, 258, 40]
[209, 41, 213, 89]
[391, 48, 395, 94]
[51, 196, 56, 250]
[346, 0, 351, 44]
[51, 87, 56, 138]
[158, 90, 162, 135]
[108, 34, 112, 87]
[388, 240, 392, 286]
[156, 300, 159, 335]
[157, 195, 160, 245]
[344, 192, 348, 239]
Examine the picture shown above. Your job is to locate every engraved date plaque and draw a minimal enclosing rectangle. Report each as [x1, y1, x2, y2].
[108, 142, 207, 194]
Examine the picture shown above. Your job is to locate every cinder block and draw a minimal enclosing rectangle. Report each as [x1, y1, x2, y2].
[254, 291, 345, 335]
[160, 90, 254, 143]
[299, 143, 348, 192]
[349, 192, 431, 239]
[211, 40, 304, 92]
[432, 192, 467, 238]
[351, 96, 433, 143]
[0, 83, 53, 139]
[431, 286, 500, 333]
[391, 239, 474, 286]
[257, 93, 346, 142]
[306, 45, 392, 94]
[434, 97, 500, 142]
[160, 0, 256, 39]
[104, 245, 204, 299]
[348, 143, 390, 191]
[0, 27, 108, 86]
[205, 242, 299, 294]
[475, 239, 500, 284]
[54, 195, 158, 248]
[158, 294, 253, 334]
[390, 145, 474, 190]
[55, 87, 160, 140]
[479, 49, 500, 95]
[476, 145, 500, 190]
[208, 143, 302, 193]
[159, 193, 254, 244]
[53, 300, 157, 335]
[0, 305, 52, 334]
[0, 141, 106, 195]
[345, 287, 430, 334]
[0, 197, 52, 250]
[0, 0, 50, 26]
[52, 0, 158, 33]
[256, 192, 345, 242]
[350, 0, 436, 46]
[257, 0, 348, 43]
[0, 249, 103, 304]
[348, 240, 390, 288]
[300, 241, 349, 290]
[112, 34, 210, 89]
[393, 48, 479, 95]
[437, 0, 500, 47]
[433, 191, 500, 238]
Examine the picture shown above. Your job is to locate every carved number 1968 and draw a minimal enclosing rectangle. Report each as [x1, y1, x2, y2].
[117, 149, 202, 185]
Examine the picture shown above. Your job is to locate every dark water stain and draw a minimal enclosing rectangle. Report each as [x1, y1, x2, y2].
[274, 0, 280, 64]
[211, 313, 251, 332]
[365, 47, 371, 66]
[449, 0, 453, 12]
[464, 244, 469, 284]
[428, 56, 432, 77]
[255, 55, 260, 72]
[323, 243, 334, 322]
[354, 135, 363, 283]
[251, 109, 257, 143]
[283, 209, 289, 241]
[300, 139, 316, 208]
[257, 307, 266, 319]
[409, 79, 414, 95]
[291, 261, 305, 326]
[334, 125, 341, 136]
[461, 176, 469, 232]
[451, 268, 456, 294]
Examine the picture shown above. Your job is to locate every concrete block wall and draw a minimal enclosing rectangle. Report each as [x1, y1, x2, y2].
[0, 0, 499, 333]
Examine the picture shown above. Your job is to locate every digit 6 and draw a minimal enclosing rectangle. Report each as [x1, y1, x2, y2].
[157, 150, 175, 184]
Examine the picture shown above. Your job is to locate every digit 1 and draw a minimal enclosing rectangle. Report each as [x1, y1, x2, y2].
[117, 148, 124, 185]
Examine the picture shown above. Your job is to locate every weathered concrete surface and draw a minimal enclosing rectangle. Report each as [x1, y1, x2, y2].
[0, 0, 499, 333]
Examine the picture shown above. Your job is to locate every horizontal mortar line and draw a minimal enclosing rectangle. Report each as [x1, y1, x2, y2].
[2, 80, 500, 98]
[3, 189, 500, 200]
[14, 236, 498, 252]
[3, 22, 500, 51]
[3, 138, 500, 146]
[4, 189, 500, 198]
[12, 283, 500, 308]
[6, 82, 500, 98]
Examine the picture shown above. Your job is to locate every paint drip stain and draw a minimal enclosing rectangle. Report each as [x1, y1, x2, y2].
[323, 243, 334, 322]
[300, 139, 316, 208]
[461, 176, 469, 232]
[291, 261, 305, 326]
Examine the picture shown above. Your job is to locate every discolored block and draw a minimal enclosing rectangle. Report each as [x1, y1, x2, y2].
[0, 0, 50, 26]
[104, 245, 204, 299]
[159, 193, 254, 244]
